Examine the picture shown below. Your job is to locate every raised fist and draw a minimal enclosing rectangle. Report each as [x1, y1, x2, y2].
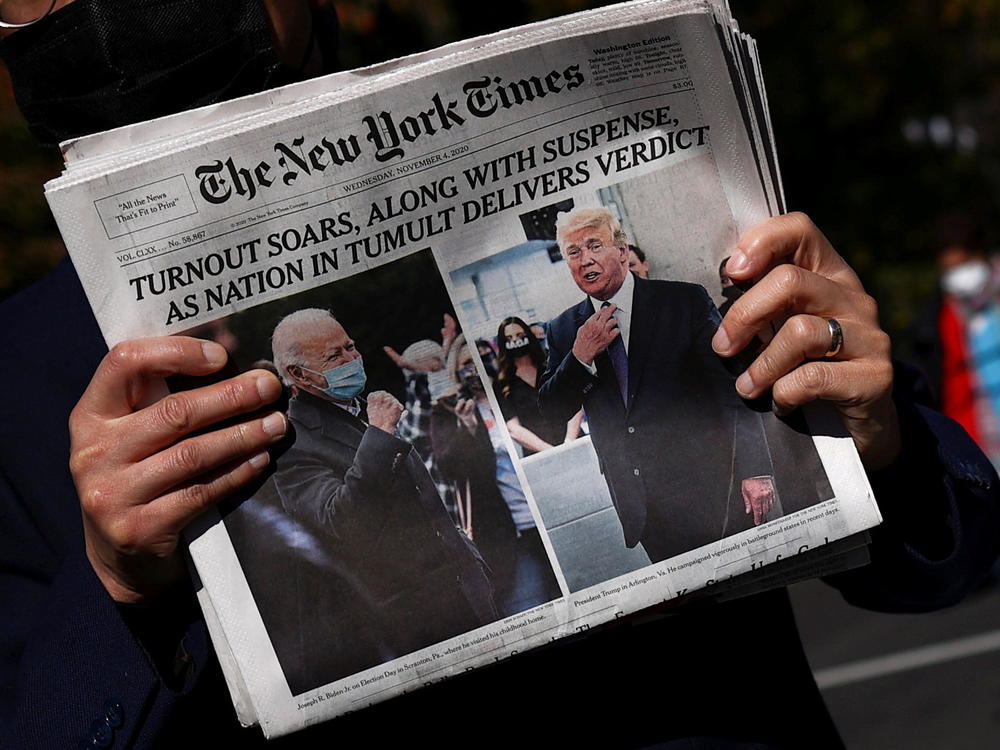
[367, 390, 404, 434]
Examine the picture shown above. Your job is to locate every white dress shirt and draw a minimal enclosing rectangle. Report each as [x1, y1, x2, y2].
[577, 270, 635, 374]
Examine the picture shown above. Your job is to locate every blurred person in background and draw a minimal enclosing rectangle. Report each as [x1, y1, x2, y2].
[628, 244, 650, 279]
[431, 334, 561, 616]
[913, 214, 1000, 469]
[529, 320, 549, 355]
[475, 336, 499, 379]
[495, 315, 582, 455]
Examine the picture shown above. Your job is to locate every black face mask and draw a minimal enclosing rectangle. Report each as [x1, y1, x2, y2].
[0, 0, 340, 146]
[504, 336, 532, 358]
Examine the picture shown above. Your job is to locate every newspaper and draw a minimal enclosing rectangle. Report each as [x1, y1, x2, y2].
[44, 0, 881, 738]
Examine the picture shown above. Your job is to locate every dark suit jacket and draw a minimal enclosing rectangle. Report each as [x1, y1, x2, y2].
[4, 260, 1000, 750]
[225, 391, 496, 695]
[539, 275, 823, 561]
[429, 398, 518, 574]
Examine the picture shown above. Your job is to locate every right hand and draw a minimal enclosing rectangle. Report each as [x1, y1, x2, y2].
[367, 390, 404, 433]
[69, 337, 287, 604]
[572, 304, 621, 366]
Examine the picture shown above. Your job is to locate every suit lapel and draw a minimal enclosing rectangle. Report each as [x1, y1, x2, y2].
[291, 392, 366, 450]
[625, 275, 661, 414]
[572, 296, 591, 329]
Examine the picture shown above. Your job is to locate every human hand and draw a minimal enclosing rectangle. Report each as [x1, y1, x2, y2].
[441, 313, 458, 354]
[455, 398, 478, 432]
[367, 390, 404, 433]
[69, 337, 287, 604]
[382, 345, 442, 373]
[572, 304, 621, 366]
[712, 213, 899, 470]
[741, 476, 776, 526]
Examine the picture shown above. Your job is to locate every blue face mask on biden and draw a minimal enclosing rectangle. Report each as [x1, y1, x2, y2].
[303, 357, 366, 402]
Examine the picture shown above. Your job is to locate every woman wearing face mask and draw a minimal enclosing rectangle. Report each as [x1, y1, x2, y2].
[430, 335, 560, 617]
[495, 316, 582, 456]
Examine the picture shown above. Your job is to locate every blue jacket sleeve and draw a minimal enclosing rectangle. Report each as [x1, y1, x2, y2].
[825, 373, 1000, 612]
[0, 512, 216, 749]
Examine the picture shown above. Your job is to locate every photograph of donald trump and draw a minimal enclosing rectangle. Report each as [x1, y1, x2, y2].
[538, 206, 832, 562]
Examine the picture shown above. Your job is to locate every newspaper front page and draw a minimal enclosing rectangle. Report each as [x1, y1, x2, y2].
[45, 0, 881, 737]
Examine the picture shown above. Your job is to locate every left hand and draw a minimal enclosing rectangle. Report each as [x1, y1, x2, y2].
[712, 212, 900, 470]
[741, 476, 776, 526]
[455, 398, 478, 432]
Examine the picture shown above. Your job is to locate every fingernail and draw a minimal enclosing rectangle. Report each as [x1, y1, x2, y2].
[727, 249, 751, 276]
[257, 375, 280, 402]
[249, 451, 270, 469]
[202, 341, 227, 367]
[262, 412, 286, 437]
[736, 371, 755, 398]
[712, 326, 731, 354]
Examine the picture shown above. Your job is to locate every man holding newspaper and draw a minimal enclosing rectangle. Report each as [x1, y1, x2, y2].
[4, 1, 1000, 749]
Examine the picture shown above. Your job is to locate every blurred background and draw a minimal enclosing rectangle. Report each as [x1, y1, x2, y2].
[3, 3, 1000, 745]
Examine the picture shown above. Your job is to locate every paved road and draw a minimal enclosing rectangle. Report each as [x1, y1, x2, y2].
[789, 577, 1000, 748]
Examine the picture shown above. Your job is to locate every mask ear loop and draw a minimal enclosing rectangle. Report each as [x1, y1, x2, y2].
[0, 0, 57, 29]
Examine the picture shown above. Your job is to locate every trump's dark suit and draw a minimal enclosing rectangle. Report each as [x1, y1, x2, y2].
[539, 274, 829, 562]
[224, 391, 496, 694]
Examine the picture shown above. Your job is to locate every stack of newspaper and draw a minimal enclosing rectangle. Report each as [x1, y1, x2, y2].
[44, 0, 880, 738]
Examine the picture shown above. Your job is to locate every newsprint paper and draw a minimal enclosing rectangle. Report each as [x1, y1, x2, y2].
[45, 0, 881, 738]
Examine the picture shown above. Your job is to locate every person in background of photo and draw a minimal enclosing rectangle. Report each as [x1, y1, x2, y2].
[496, 315, 582, 455]
[382, 314, 461, 513]
[431, 334, 561, 616]
[476, 336, 499, 379]
[382, 313, 460, 457]
[529, 321, 549, 355]
[628, 244, 650, 279]
[913, 217, 1000, 470]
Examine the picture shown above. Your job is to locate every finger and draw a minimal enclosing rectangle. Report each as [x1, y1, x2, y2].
[734, 315, 877, 399]
[139, 449, 277, 537]
[713, 264, 862, 356]
[129, 410, 287, 501]
[122, 369, 283, 459]
[727, 212, 864, 293]
[79, 337, 229, 420]
[383, 346, 407, 368]
[594, 304, 617, 324]
[742, 486, 751, 514]
[600, 328, 622, 348]
[770, 359, 891, 416]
